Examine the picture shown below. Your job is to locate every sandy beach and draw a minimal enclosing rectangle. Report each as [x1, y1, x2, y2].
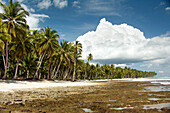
[0, 79, 170, 113]
[0, 80, 99, 92]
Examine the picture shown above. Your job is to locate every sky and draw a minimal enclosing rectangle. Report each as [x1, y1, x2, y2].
[0, 0, 170, 77]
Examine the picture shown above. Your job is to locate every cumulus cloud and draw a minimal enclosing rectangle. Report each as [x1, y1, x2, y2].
[37, 0, 52, 9]
[53, 0, 68, 9]
[77, 18, 170, 66]
[165, 7, 170, 11]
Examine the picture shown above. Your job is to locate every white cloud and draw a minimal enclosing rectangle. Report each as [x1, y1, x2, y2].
[0, 1, 49, 30]
[21, 2, 50, 29]
[0, 6, 3, 13]
[21, 4, 35, 13]
[73, 1, 80, 8]
[159, 71, 164, 74]
[30, 8, 35, 12]
[53, 0, 68, 9]
[140, 64, 153, 68]
[75, 0, 123, 16]
[37, 0, 52, 9]
[165, 7, 170, 11]
[19, 3, 49, 30]
[27, 14, 49, 30]
[16, 0, 24, 3]
[31, 14, 49, 18]
[115, 64, 127, 68]
[160, 2, 165, 6]
[77, 18, 170, 66]
[0, 0, 5, 4]
[0, 0, 5, 13]
[159, 31, 170, 37]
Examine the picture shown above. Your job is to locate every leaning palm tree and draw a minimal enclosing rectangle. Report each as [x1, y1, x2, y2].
[0, 18, 11, 79]
[0, 0, 29, 78]
[34, 27, 59, 79]
[51, 40, 70, 80]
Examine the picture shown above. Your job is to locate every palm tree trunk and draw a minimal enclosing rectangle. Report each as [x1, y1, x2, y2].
[89, 73, 92, 80]
[72, 58, 76, 81]
[1, 51, 6, 79]
[26, 70, 29, 79]
[6, 40, 8, 76]
[51, 61, 58, 78]
[84, 70, 87, 80]
[39, 72, 41, 79]
[50, 62, 54, 77]
[14, 59, 19, 79]
[53, 59, 62, 79]
[63, 68, 69, 80]
[47, 62, 51, 79]
[0, 69, 1, 78]
[95, 73, 98, 79]
[108, 71, 110, 79]
[67, 66, 72, 80]
[2, 41, 8, 79]
[34, 51, 46, 79]
[61, 66, 65, 80]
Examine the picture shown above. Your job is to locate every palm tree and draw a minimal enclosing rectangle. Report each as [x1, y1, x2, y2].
[0, 18, 11, 79]
[10, 31, 33, 79]
[110, 64, 115, 79]
[87, 53, 93, 62]
[51, 40, 70, 80]
[34, 27, 59, 79]
[95, 64, 100, 79]
[0, 0, 29, 78]
[72, 41, 82, 81]
[21, 53, 37, 79]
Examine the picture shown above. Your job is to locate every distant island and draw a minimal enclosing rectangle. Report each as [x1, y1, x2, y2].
[0, 0, 156, 81]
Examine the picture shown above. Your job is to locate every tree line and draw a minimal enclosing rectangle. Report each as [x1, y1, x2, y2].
[0, 0, 157, 81]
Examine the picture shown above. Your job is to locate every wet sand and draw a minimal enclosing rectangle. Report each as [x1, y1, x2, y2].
[0, 81, 169, 113]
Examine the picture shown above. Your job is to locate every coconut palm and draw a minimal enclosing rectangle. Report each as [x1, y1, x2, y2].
[95, 64, 100, 79]
[0, 0, 29, 36]
[110, 64, 115, 79]
[0, 0, 29, 78]
[10, 31, 33, 79]
[72, 41, 82, 81]
[51, 40, 70, 80]
[34, 27, 59, 79]
[0, 18, 11, 78]
[87, 53, 93, 62]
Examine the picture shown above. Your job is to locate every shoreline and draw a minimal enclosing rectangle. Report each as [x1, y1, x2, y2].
[0, 78, 170, 92]
[0, 79, 169, 112]
[0, 81, 169, 112]
[0, 79, 101, 92]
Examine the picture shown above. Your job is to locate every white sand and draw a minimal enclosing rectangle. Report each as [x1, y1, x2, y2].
[0, 80, 99, 92]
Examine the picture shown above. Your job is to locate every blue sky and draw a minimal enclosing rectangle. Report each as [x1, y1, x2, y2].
[1, 0, 170, 77]
[12, 0, 170, 41]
